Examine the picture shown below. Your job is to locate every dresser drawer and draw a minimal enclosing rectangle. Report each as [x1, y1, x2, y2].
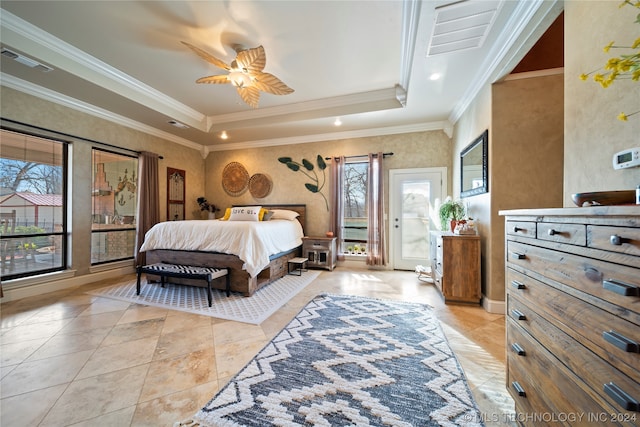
[537, 222, 586, 246]
[507, 319, 624, 425]
[506, 220, 536, 238]
[588, 225, 640, 257]
[508, 299, 640, 422]
[507, 241, 640, 317]
[507, 269, 640, 383]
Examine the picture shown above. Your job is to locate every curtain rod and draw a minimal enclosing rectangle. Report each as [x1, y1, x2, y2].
[1, 117, 163, 159]
[325, 152, 393, 160]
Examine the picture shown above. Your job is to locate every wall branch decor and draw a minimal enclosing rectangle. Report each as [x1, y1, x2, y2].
[278, 155, 328, 210]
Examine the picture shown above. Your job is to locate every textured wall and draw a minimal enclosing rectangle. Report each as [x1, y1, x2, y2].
[564, 1, 640, 202]
[1, 87, 205, 276]
[205, 131, 452, 238]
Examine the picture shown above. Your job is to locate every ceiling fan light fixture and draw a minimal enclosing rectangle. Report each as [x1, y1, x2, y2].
[182, 41, 293, 108]
[228, 69, 253, 88]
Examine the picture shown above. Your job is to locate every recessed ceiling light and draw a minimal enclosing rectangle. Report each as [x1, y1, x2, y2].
[334, 117, 342, 126]
[220, 131, 228, 140]
[429, 73, 441, 81]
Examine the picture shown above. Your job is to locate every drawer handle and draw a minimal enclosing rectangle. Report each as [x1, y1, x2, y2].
[603, 330, 640, 353]
[511, 280, 526, 290]
[511, 309, 527, 321]
[547, 228, 561, 236]
[512, 226, 523, 233]
[610, 234, 624, 246]
[511, 342, 526, 356]
[510, 252, 526, 260]
[603, 279, 640, 297]
[511, 381, 526, 397]
[604, 382, 640, 412]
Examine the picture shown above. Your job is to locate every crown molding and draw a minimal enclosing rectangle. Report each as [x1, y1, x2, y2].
[1, 73, 204, 153]
[448, 0, 563, 125]
[207, 85, 407, 131]
[206, 121, 447, 153]
[1, 9, 206, 128]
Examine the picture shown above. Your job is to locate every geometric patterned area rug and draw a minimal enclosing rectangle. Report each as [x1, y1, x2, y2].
[189, 293, 484, 426]
[86, 270, 320, 325]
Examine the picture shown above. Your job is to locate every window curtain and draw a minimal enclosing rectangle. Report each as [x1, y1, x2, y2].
[366, 152, 386, 266]
[135, 151, 160, 266]
[330, 156, 346, 261]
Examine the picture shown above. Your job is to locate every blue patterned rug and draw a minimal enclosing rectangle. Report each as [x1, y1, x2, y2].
[189, 293, 484, 426]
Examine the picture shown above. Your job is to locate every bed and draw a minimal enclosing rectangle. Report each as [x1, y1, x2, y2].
[139, 204, 306, 296]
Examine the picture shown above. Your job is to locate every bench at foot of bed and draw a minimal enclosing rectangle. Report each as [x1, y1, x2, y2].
[136, 262, 230, 307]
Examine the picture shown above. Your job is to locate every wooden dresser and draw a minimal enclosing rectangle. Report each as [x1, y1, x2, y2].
[501, 207, 639, 426]
[429, 231, 481, 304]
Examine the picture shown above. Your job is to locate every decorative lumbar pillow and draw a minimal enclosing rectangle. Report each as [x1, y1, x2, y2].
[228, 206, 261, 221]
[270, 209, 300, 221]
[219, 208, 232, 221]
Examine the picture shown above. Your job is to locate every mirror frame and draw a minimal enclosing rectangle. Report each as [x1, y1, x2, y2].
[460, 129, 488, 198]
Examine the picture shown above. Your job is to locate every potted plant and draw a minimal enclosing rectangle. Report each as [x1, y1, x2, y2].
[197, 197, 219, 219]
[439, 197, 466, 232]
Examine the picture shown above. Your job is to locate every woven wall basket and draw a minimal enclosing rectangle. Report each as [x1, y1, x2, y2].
[249, 173, 273, 199]
[222, 162, 249, 196]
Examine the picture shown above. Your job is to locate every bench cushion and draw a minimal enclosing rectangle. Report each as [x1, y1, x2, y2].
[140, 263, 227, 280]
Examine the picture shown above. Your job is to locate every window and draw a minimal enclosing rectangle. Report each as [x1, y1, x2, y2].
[0, 129, 68, 280]
[343, 161, 368, 254]
[91, 149, 138, 265]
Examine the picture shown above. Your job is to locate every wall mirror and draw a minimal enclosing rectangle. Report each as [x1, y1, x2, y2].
[460, 129, 488, 198]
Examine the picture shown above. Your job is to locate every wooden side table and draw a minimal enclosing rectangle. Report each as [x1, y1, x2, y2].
[302, 237, 337, 271]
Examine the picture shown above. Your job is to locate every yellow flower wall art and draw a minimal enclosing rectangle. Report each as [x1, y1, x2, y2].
[580, 0, 639, 121]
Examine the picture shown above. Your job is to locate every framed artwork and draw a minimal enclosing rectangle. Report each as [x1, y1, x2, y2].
[167, 167, 185, 221]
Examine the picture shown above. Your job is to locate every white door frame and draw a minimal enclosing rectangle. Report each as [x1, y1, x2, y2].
[388, 167, 447, 269]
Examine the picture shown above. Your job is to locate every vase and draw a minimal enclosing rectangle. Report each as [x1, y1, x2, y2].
[450, 220, 457, 232]
[208, 212, 216, 220]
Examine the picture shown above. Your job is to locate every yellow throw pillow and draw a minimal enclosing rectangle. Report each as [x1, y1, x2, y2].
[220, 208, 231, 221]
[259, 208, 268, 221]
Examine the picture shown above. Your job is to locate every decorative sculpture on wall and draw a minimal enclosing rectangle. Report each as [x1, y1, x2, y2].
[278, 155, 328, 210]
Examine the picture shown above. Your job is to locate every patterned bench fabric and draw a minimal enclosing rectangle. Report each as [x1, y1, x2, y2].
[136, 262, 230, 307]
[141, 263, 228, 280]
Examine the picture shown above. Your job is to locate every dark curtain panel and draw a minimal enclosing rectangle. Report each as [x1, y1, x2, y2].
[135, 151, 160, 266]
[366, 152, 386, 266]
[329, 156, 346, 261]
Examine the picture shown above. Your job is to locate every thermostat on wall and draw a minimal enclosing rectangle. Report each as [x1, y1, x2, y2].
[612, 147, 640, 170]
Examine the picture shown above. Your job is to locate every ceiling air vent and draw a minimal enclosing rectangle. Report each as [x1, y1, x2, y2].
[427, 0, 501, 56]
[1, 47, 53, 72]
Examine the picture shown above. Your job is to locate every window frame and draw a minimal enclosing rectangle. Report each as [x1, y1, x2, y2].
[90, 148, 139, 266]
[342, 160, 369, 253]
[0, 121, 69, 281]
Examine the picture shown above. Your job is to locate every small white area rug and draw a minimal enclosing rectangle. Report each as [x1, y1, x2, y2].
[86, 271, 320, 324]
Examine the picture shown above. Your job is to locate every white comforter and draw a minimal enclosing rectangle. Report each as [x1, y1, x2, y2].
[139, 219, 304, 277]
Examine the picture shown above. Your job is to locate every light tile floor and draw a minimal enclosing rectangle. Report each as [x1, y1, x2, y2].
[1, 268, 515, 426]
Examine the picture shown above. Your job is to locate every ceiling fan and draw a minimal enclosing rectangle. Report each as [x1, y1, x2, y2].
[181, 41, 294, 108]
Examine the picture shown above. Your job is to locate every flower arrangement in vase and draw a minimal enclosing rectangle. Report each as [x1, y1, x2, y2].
[197, 197, 219, 219]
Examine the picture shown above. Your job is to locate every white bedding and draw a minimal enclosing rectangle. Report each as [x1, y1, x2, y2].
[139, 219, 304, 277]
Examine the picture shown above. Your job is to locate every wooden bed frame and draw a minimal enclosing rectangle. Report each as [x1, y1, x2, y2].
[144, 204, 306, 296]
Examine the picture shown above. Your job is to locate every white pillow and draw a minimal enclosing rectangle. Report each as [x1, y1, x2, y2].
[228, 206, 261, 221]
[270, 209, 300, 221]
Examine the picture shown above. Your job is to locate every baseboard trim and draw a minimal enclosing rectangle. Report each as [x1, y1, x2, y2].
[482, 296, 506, 314]
[1, 265, 135, 303]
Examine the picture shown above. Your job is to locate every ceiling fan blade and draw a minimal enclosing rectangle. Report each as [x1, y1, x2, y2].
[196, 75, 230, 84]
[236, 45, 266, 73]
[181, 41, 231, 71]
[252, 71, 294, 95]
[236, 86, 261, 108]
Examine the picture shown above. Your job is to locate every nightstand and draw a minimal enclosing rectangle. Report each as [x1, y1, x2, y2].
[302, 236, 337, 271]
